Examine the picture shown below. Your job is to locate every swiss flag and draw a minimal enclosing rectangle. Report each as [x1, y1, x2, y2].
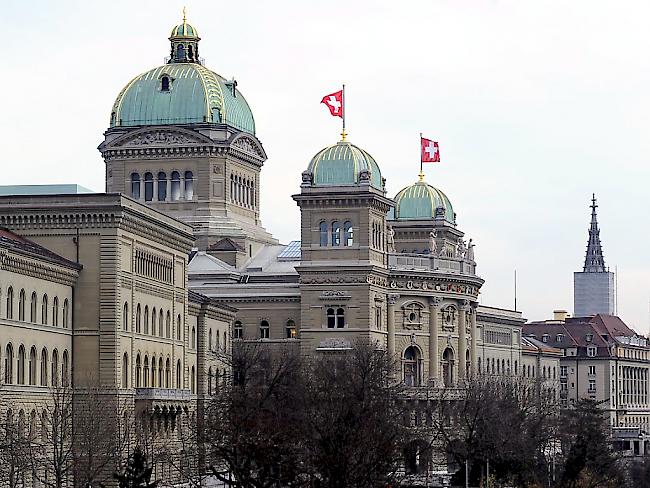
[321, 90, 344, 118]
[421, 137, 440, 163]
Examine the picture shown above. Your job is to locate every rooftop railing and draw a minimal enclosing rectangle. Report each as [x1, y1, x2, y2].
[388, 253, 477, 276]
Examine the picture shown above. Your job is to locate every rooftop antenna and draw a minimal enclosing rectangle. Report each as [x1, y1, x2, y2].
[514, 269, 518, 311]
[615, 265, 618, 316]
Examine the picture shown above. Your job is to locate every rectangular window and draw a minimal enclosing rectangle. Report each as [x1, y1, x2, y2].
[560, 366, 567, 377]
[588, 379, 596, 392]
[588, 365, 596, 376]
[587, 346, 597, 357]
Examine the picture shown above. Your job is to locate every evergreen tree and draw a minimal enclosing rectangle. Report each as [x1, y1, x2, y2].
[113, 448, 158, 488]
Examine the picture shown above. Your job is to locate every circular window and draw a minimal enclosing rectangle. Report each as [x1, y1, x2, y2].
[409, 312, 417, 322]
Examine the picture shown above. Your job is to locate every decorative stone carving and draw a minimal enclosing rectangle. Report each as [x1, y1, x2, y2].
[430, 296, 443, 307]
[359, 169, 371, 184]
[387, 293, 400, 305]
[123, 131, 197, 146]
[441, 305, 457, 331]
[232, 137, 265, 158]
[466, 238, 475, 261]
[318, 338, 352, 350]
[456, 238, 466, 259]
[319, 290, 351, 300]
[301, 171, 313, 185]
[387, 225, 396, 253]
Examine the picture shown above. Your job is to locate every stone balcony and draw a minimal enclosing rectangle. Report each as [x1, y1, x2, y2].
[135, 388, 192, 401]
[134, 388, 193, 414]
[388, 253, 477, 277]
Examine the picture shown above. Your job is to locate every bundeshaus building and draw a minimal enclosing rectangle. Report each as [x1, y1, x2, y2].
[0, 13, 560, 485]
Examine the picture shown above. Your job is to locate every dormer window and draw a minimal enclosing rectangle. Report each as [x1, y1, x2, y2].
[586, 333, 593, 342]
[542, 334, 549, 343]
[161, 76, 170, 92]
[556, 334, 564, 342]
[587, 345, 597, 357]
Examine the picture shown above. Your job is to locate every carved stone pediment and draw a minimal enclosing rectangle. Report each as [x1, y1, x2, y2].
[230, 135, 266, 159]
[107, 127, 213, 149]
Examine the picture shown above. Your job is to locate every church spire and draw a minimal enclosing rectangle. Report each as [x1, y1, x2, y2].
[583, 193, 606, 272]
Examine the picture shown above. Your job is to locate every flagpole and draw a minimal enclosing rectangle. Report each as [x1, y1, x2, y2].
[341, 84, 346, 141]
[419, 132, 424, 181]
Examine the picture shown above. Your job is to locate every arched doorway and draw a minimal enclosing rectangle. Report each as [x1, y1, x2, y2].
[404, 439, 431, 475]
[442, 348, 454, 386]
[403, 346, 421, 386]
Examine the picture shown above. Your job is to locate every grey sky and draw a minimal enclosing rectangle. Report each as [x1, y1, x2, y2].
[1, 0, 648, 332]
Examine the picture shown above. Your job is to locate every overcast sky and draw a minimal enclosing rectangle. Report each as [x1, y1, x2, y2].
[1, 0, 649, 332]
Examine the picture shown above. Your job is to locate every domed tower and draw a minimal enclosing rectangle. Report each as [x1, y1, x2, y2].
[99, 13, 277, 254]
[389, 173, 463, 256]
[293, 138, 394, 352]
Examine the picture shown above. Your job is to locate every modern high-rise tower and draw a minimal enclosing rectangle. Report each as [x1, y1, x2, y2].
[574, 194, 615, 316]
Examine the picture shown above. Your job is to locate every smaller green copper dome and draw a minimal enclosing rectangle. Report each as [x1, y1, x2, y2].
[170, 21, 198, 38]
[306, 141, 383, 190]
[393, 178, 455, 223]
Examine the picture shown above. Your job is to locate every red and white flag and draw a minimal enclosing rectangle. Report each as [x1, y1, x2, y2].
[421, 137, 440, 163]
[321, 90, 344, 118]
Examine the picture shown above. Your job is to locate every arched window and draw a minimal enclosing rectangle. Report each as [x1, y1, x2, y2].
[41, 411, 48, 443]
[159, 310, 164, 337]
[135, 355, 142, 388]
[319, 221, 328, 246]
[336, 308, 345, 328]
[176, 360, 182, 388]
[209, 329, 213, 350]
[123, 302, 129, 331]
[191, 366, 196, 394]
[62, 299, 69, 328]
[161, 76, 170, 92]
[4, 344, 13, 384]
[30, 292, 37, 323]
[135, 304, 141, 333]
[52, 297, 59, 326]
[131, 173, 141, 199]
[326, 308, 345, 328]
[286, 320, 297, 339]
[62, 350, 69, 386]
[188, 44, 194, 61]
[216, 330, 221, 350]
[184, 171, 194, 200]
[208, 367, 213, 396]
[17, 345, 25, 385]
[191, 326, 196, 348]
[403, 346, 421, 386]
[157, 172, 167, 201]
[171, 171, 181, 201]
[144, 306, 149, 334]
[176, 44, 185, 60]
[442, 348, 454, 387]
[165, 358, 170, 388]
[6, 286, 13, 319]
[260, 320, 270, 339]
[151, 308, 157, 335]
[122, 353, 129, 389]
[331, 221, 341, 246]
[51, 350, 59, 386]
[177, 314, 182, 340]
[514, 360, 518, 375]
[144, 172, 153, 202]
[234, 320, 243, 339]
[41, 295, 48, 325]
[40, 348, 48, 386]
[344, 221, 353, 246]
[166, 311, 171, 338]
[29, 347, 37, 385]
[158, 358, 163, 388]
[18, 289, 25, 321]
[151, 356, 156, 386]
[478, 356, 482, 373]
[144, 356, 150, 387]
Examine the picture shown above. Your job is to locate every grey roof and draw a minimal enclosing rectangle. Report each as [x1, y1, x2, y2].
[277, 240, 301, 261]
[0, 184, 94, 195]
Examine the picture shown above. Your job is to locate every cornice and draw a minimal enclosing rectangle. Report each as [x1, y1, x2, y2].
[1, 250, 78, 286]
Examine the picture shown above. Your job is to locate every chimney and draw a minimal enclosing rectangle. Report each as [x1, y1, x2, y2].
[553, 310, 570, 322]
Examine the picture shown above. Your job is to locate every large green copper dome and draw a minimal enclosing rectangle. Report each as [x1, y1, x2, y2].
[110, 64, 255, 134]
[306, 141, 383, 190]
[392, 178, 455, 224]
[109, 15, 255, 134]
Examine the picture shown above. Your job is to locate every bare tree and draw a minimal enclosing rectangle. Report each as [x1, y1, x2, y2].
[302, 342, 406, 488]
[72, 386, 134, 488]
[31, 384, 75, 488]
[0, 405, 31, 488]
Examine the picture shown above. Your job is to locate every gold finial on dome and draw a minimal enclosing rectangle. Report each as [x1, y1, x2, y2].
[418, 170, 425, 182]
[182, 6, 187, 23]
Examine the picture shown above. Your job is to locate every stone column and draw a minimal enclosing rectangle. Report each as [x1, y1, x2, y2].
[429, 297, 442, 385]
[179, 176, 185, 200]
[458, 300, 469, 380]
[387, 294, 399, 360]
[166, 178, 171, 202]
[153, 177, 158, 201]
[470, 302, 478, 376]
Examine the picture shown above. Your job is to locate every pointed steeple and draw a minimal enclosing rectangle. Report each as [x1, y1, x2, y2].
[583, 193, 606, 272]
